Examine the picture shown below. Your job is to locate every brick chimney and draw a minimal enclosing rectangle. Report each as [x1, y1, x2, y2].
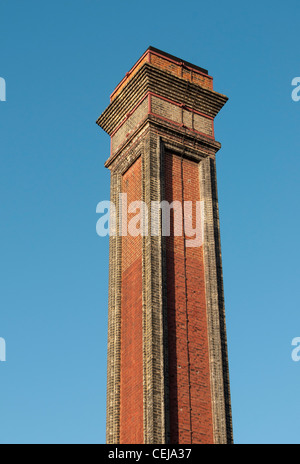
[97, 47, 233, 444]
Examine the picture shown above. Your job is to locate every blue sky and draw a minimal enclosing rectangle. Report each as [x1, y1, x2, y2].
[0, 0, 300, 444]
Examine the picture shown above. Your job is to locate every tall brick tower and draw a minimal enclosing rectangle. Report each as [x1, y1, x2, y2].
[97, 47, 233, 445]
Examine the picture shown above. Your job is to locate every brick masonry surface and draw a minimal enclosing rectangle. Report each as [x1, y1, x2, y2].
[165, 153, 214, 444]
[120, 157, 144, 444]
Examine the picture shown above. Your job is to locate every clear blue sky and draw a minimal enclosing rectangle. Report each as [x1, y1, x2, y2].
[0, 0, 300, 444]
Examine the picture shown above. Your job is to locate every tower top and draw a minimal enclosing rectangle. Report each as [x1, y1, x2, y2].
[147, 46, 209, 74]
[97, 47, 228, 170]
[109, 46, 215, 103]
[97, 47, 228, 167]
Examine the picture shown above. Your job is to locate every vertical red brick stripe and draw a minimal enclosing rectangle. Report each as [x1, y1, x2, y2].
[120, 157, 144, 444]
[165, 153, 214, 444]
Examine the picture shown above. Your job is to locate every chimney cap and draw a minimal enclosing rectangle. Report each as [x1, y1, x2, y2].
[147, 46, 209, 75]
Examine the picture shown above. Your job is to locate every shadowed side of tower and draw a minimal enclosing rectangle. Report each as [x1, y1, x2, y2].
[97, 47, 233, 444]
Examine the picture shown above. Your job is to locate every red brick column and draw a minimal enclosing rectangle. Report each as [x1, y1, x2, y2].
[120, 157, 144, 443]
[165, 153, 213, 444]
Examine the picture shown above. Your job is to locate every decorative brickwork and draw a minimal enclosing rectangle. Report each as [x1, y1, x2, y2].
[141, 131, 167, 444]
[97, 47, 233, 444]
[106, 172, 122, 444]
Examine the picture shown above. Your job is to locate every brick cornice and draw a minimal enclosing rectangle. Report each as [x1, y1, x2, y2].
[97, 63, 228, 136]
